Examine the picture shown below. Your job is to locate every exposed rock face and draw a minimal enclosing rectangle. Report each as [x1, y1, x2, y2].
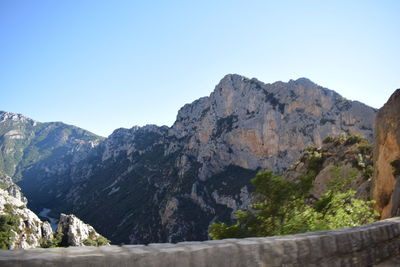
[57, 214, 109, 247]
[372, 89, 400, 218]
[286, 134, 374, 201]
[169, 75, 375, 175]
[0, 186, 53, 249]
[17, 74, 376, 245]
[0, 172, 27, 204]
[0, 175, 108, 249]
[0, 110, 101, 181]
[3, 74, 376, 245]
[0, 110, 102, 212]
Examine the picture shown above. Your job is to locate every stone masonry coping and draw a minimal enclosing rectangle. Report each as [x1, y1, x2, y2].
[1, 217, 400, 266]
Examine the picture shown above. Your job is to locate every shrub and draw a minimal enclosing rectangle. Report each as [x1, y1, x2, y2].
[306, 151, 324, 173]
[323, 136, 335, 144]
[0, 214, 19, 249]
[209, 169, 377, 240]
[344, 134, 362, 146]
[358, 143, 373, 155]
[391, 159, 400, 176]
[83, 238, 97, 246]
[363, 165, 374, 180]
[41, 228, 64, 248]
[83, 235, 110, 246]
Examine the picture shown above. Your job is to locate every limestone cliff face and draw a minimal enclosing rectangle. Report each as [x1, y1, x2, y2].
[373, 89, 400, 218]
[286, 134, 374, 201]
[170, 75, 375, 177]
[56, 214, 109, 247]
[22, 74, 375, 245]
[0, 183, 53, 249]
[13, 74, 376, 245]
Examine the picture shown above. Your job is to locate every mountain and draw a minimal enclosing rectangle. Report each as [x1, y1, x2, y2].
[9, 74, 376, 244]
[0, 111, 102, 209]
[372, 89, 400, 219]
[0, 111, 102, 182]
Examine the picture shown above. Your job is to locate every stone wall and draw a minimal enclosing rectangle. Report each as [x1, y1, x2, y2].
[2, 217, 400, 267]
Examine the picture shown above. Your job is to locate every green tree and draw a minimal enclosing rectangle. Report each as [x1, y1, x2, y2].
[209, 170, 378, 240]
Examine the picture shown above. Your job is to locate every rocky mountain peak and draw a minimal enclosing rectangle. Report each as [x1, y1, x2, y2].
[0, 111, 34, 124]
[289, 77, 317, 87]
[6, 74, 378, 245]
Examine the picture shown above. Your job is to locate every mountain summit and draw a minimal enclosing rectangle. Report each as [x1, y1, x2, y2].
[3, 74, 377, 244]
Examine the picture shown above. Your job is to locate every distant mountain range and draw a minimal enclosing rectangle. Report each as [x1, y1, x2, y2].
[0, 74, 377, 244]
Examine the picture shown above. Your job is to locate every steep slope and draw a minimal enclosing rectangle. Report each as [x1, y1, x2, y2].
[0, 111, 103, 211]
[0, 111, 102, 183]
[0, 186, 53, 249]
[20, 74, 376, 244]
[286, 134, 374, 200]
[0, 172, 109, 249]
[372, 89, 400, 218]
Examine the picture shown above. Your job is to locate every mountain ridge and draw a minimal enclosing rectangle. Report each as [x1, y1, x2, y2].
[1, 74, 377, 244]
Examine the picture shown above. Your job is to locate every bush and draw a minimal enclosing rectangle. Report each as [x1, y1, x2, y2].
[358, 143, 373, 155]
[0, 214, 19, 249]
[323, 136, 335, 144]
[83, 235, 110, 246]
[306, 151, 324, 173]
[0, 232, 13, 250]
[41, 228, 64, 248]
[209, 169, 378, 240]
[83, 238, 98, 246]
[344, 134, 362, 146]
[363, 165, 374, 180]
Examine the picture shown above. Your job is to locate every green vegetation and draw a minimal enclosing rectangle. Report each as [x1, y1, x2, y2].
[83, 234, 110, 246]
[344, 134, 362, 146]
[329, 133, 363, 147]
[363, 165, 374, 180]
[0, 214, 19, 249]
[3, 203, 14, 214]
[300, 146, 324, 174]
[209, 169, 378, 240]
[322, 136, 335, 144]
[40, 228, 63, 248]
[327, 165, 357, 192]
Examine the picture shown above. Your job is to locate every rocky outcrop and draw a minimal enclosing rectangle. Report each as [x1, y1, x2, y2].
[0, 187, 53, 249]
[7, 74, 377, 245]
[169, 75, 375, 175]
[56, 214, 109, 247]
[286, 134, 374, 200]
[0, 174, 108, 249]
[0, 172, 26, 204]
[22, 74, 375, 245]
[373, 89, 400, 219]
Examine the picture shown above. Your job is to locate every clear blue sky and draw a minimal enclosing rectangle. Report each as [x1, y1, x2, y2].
[1, 0, 399, 137]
